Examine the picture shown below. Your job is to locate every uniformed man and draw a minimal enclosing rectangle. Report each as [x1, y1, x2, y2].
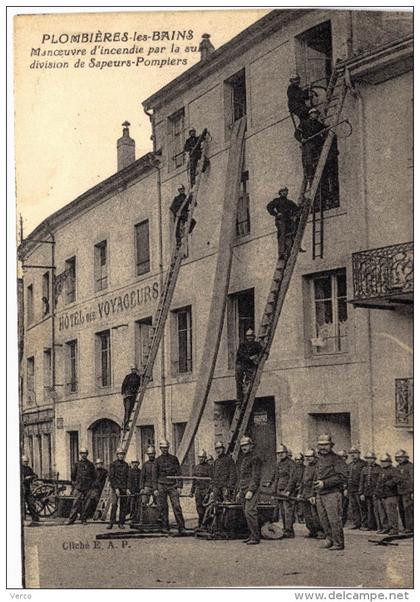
[266, 187, 302, 260]
[395, 450, 413, 533]
[152, 439, 186, 534]
[107, 447, 130, 530]
[128, 459, 142, 520]
[294, 108, 327, 184]
[266, 444, 296, 538]
[235, 329, 263, 406]
[121, 365, 141, 432]
[183, 127, 209, 186]
[170, 185, 196, 248]
[292, 453, 306, 523]
[237, 436, 263, 545]
[358, 451, 381, 531]
[345, 446, 367, 530]
[140, 446, 157, 507]
[213, 441, 237, 502]
[312, 434, 347, 551]
[80, 458, 108, 523]
[287, 74, 311, 122]
[21, 455, 39, 523]
[337, 449, 349, 526]
[189, 449, 213, 527]
[66, 447, 96, 525]
[375, 453, 401, 535]
[298, 449, 323, 539]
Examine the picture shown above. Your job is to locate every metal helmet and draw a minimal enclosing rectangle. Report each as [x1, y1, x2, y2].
[337, 449, 348, 458]
[116, 447, 125, 454]
[294, 453, 304, 462]
[304, 448, 316, 458]
[349, 446, 360, 454]
[239, 436, 253, 446]
[95, 458, 103, 464]
[276, 444, 288, 454]
[309, 107, 320, 115]
[130, 364, 138, 371]
[245, 329, 255, 337]
[379, 453, 392, 463]
[317, 434, 333, 445]
[131, 459, 140, 464]
[21, 455, 29, 462]
[79, 447, 89, 454]
[215, 441, 225, 450]
[364, 451, 377, 459]
[146, 446, 156, 455]
[278, 186, 289, 195]
[289, 73, 300, 82]
[198, 449, 207, 458]
[159, 439, 170, 448]
[395, 449, 409, 458]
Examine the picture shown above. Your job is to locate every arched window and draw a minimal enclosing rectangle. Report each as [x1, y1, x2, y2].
[90, 419, 121, 468]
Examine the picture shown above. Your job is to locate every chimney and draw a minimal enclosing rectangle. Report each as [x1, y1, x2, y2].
[199, 33, 215, 61]
[117, 121, 135, 170]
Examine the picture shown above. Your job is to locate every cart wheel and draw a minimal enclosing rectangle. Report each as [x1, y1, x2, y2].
[33, 484, 57, 517]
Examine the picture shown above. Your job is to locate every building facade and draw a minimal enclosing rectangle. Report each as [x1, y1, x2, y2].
[19, 9, 413, 481]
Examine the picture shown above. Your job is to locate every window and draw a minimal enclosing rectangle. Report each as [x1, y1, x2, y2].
[225, 69, 247, 127]
[295, 21, 332, 87]
[27, 284, 34, 325]
[168, 108, 185, 170]
[42, 272, 50, 315]
[65, 257, 76, 304]
[135, 317, 153, 376]
[309, 270, 348, 355]
[96, 330, 111, 387]
[44, 433, 52, 478]
[236, 171, 251, 236]
[227, 288, 255, 368]
[173, 422, 195, 476]
[173, 306, 193, 374]
[27, 356, 35, 404]
[43, 348, 52, 402]
[94, 240, 108, 291]
[66, 340, 78, 394]
[135, 220, 150, 276]
[68, 431, 79, 475]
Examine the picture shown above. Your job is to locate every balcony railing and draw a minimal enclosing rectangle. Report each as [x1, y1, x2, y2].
[351, 242, 413, 308]
[395, 377, 413, 428]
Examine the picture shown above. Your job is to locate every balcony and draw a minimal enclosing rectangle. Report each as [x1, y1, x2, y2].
[350, 242, 413, 309]
[395, 377, 413, 429]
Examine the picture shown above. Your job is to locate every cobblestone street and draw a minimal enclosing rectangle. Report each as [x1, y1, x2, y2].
[23, 520, 413, 588]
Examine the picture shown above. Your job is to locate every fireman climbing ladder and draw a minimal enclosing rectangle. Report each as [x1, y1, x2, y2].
[177, 117, 247, 465]
[94, 130, 210, 520]
[225, 62, 351, 460]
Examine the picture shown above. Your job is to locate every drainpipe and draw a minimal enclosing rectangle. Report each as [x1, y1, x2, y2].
[356, 84, 375, 450]
[144, 105, 167, 439]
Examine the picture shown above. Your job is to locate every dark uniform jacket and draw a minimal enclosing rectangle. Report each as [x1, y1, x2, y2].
[191, 462, 213, 494]
[269, 457, 296, 494]
[91, 467, 108, 493]
[213, 453, 237, 489]
[121, 372, 141, 397]
[22, 464, 37, 494]
[170, 192, 188, 219]
[109, 459, 129, 490]
[238, 452, 262, 493]
[288, 462, 304, 496]
[71, 459, 96, 491]
[184, 134, 201, 158]
[266, 197, 300, 226]
[313, 452, 347, 496]
[140, 459, 155, 489]
[152, 453, 183, 489]
[375, 465, 401, 499]
[295, 117, 326, 145]
[287, 83, 310, 116]
[300, 462, 318, 499]
[396, 461, 414, 495]
[235, 340, 263, 370]
[347, 458, 367, 493]
[358, 463, 381, 497]
[128, 467, 142, 493]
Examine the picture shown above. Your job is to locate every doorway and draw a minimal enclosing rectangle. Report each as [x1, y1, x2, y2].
[90, 419, 121, 469]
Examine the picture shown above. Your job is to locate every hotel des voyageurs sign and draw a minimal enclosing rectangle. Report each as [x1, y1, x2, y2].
[57, 280, 159, 332]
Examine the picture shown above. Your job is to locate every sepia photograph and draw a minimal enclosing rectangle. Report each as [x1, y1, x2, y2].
[10, 5, 414, 590]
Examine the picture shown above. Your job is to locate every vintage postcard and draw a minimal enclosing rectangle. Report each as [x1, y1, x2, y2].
[11, 5, 413, 590]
